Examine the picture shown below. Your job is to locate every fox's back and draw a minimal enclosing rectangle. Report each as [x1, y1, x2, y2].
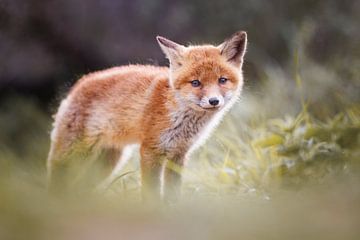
[70, 65, 168, 98]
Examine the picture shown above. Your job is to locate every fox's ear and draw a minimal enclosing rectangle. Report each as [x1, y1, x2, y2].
[156, 36, 185, 68]
[219, 31, 247, 67]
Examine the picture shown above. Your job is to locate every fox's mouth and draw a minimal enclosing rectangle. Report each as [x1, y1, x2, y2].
[195, 104, 221, 111]
[202, 106, 219, 111]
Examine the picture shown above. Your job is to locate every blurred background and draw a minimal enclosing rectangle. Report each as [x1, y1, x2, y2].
[0, 0, 359, 239]
[1, 0, 359, 107]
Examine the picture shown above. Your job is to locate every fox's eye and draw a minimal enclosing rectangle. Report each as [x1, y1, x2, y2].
[218, 77, 228, 85]
[191, 80, 201, 87]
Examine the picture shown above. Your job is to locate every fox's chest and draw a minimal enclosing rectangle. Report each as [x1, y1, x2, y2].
[159, 109, 213, 157]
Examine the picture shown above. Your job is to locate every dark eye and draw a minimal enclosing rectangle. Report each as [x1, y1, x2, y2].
[219, 77, 228, 84]
[191, 80, 201, 87]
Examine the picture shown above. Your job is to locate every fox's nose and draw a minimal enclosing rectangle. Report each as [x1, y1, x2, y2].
[209, 97, 220, 106]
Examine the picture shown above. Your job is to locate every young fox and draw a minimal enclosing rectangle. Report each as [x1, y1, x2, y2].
[47, 31, 248, 200]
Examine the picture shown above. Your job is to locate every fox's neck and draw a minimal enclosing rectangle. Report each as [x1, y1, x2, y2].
[169, 105, 214, 137]
[159, 96, 216, 157]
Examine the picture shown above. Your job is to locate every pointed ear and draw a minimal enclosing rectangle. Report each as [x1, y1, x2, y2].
[156, 36, 185, 68]
[219, 31, 247, 67]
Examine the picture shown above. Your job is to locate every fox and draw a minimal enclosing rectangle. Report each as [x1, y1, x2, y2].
[47, 31, 248, 201]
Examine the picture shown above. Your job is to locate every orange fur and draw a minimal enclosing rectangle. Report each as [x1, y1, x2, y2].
[47, 31, 248, 201]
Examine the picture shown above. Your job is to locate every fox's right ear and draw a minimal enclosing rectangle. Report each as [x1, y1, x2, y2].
[219, 31, 247, 67]
[156, 36, 185, 68]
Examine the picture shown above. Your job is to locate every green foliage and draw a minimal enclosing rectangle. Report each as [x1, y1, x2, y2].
[1, 94, 359, 239]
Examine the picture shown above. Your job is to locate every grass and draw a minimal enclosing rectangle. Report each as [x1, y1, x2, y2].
[0, 56, 359, 239]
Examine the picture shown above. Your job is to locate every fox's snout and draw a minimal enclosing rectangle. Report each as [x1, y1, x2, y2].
[199, 94, 224, 109]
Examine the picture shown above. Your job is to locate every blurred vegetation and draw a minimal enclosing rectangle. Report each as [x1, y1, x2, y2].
[1, 56, 359, 239]
[0, 0, 360, 239]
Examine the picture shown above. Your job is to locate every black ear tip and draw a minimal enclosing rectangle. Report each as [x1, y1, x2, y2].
[156, 36, 164, 43]
[235, 31, 247, 40]
[156, 36, 172, 47]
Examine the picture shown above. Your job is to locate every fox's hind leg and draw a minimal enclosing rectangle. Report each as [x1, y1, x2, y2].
[47, 116, 96, 194]
[47, 134, 92, 194]
[47, 139, 74, 194]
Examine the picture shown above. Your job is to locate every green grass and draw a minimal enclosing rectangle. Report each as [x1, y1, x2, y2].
[0, 58, 359, 239]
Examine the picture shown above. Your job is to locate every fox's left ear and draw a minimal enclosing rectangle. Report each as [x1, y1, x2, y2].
[219, 31, 247, 67]
[156, 36, 185, 68]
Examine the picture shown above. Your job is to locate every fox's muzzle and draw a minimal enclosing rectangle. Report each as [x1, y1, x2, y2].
[200, 95, 224, 109]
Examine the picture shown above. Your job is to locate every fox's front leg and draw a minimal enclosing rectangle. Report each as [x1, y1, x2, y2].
[163, 156, 185, 202]
[140, 146, 165, 202]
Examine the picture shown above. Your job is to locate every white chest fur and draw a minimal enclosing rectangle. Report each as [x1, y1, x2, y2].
[159, 106, 227, 158]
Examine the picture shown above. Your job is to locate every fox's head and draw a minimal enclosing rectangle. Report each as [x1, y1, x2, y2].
[157, 31, 247, 111]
